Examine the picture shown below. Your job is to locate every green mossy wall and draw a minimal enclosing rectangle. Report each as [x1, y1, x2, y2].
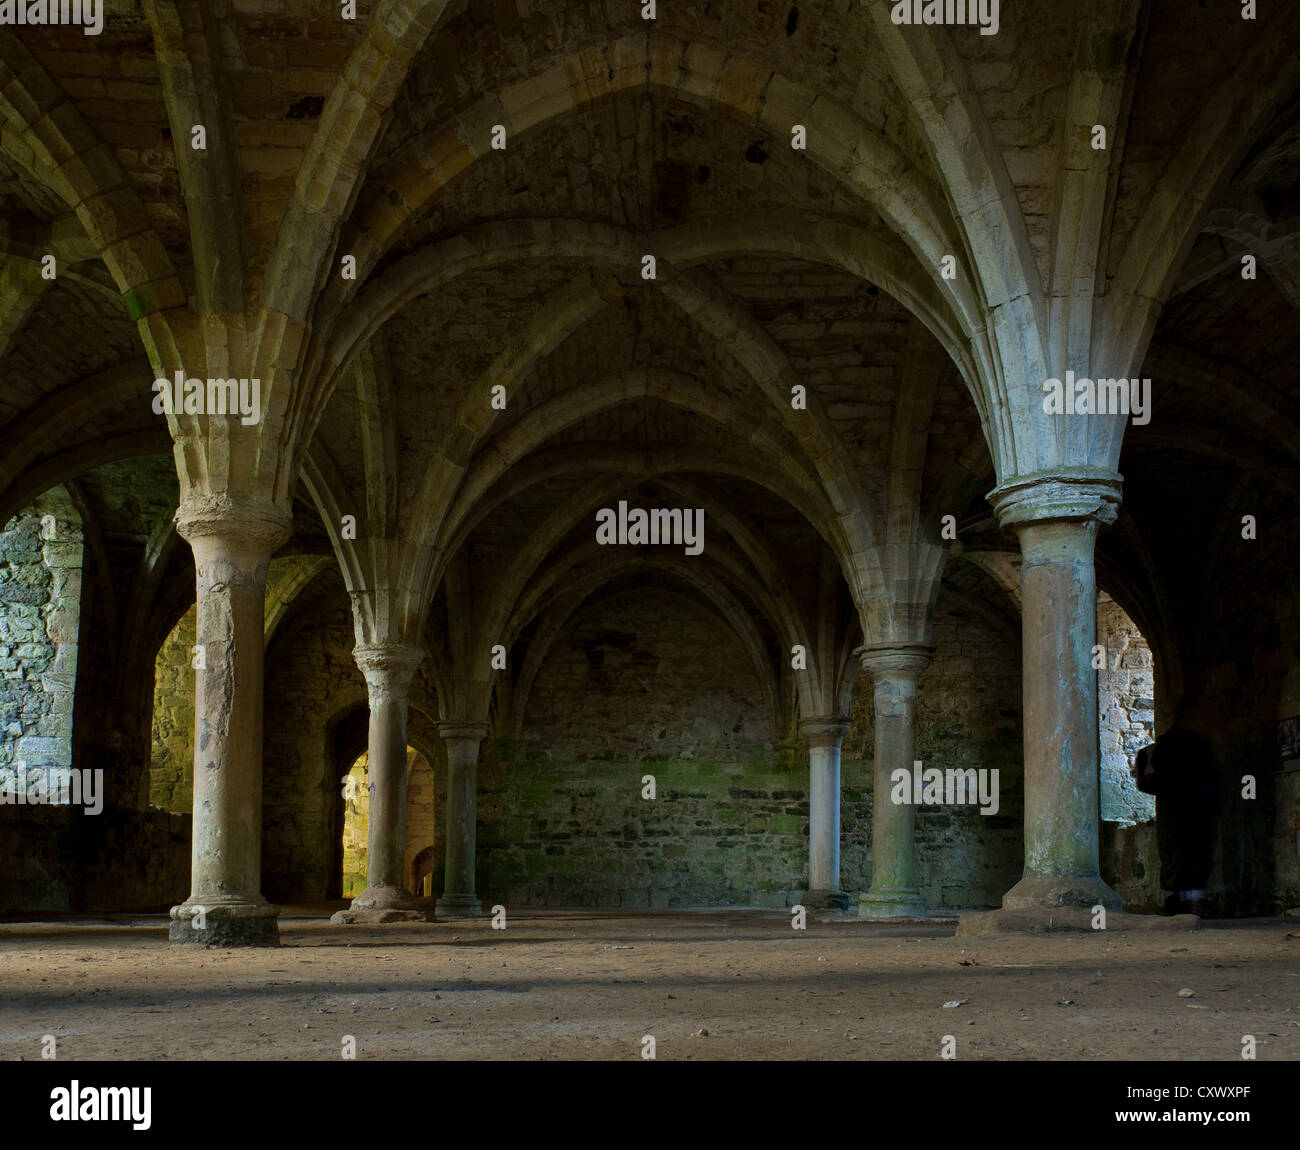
[477, 584, 1027, 910]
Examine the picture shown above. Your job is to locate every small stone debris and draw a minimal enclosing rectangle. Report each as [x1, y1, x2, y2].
[942, 999, 967, 1008]
[691, 1027, 709, 1037]
[1178, 988, 1196, 998]
[1057, 998, 1076, 1007]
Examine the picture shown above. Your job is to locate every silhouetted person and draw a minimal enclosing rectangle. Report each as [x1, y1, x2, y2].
[1131, 697, 1222, 916]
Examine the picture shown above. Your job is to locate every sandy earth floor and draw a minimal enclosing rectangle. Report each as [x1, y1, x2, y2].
[1, 908, 1297, 1061]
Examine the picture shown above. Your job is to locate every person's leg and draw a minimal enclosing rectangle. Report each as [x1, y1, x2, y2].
[1157, 800, 1181, 914]
[1178, 811, 1216, 917]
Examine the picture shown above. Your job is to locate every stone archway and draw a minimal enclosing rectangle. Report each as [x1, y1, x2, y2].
[409, 844, 438, 899]
[0, 486, 83, 806]
[1097, 592, 1160, 913]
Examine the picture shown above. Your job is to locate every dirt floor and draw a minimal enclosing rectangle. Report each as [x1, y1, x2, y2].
[1, 908, 1297, 1061]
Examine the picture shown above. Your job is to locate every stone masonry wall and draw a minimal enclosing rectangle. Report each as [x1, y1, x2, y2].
[341, 756, 369, 898]
[260, 597, 443, 903]
[342, 749, 437, 898]
[481, 588, 792, 908]
[0, 804, 190, 914]
[0, 497, 83, 800]
[262, 602, 366, 903]
[1098, 593, 1158, 826]
[150, 605, 196, 812]
[123, 571, 1163, 914]
[1096, 593, 1160, 912]
[0, 498, 189, 914]
[842, 593, 1026, 910]
[404, 750, 436, 895]
[479, 582, 1026, 911]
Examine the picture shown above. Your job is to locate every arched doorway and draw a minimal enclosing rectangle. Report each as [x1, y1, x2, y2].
[1098, 592, 1158, 825]
[1097, 591, 1160, 911]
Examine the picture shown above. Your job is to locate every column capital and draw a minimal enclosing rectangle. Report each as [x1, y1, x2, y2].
[856, 643, 934, 679]
[799, 715, 850, 743]
[175, 493, 293, 551]
[987, 470, 1123, 530]
[439, 719, 490, 742]
[354, 643, 423, 701]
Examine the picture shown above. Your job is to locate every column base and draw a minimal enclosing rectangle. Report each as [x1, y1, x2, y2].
[436, 893, 482, 918]
[348, 885, 426, 910]
[858, 888, 927, 919]
[330, 886, 433, 924]
[330, 907, 434, 924]
[1001, 873, 1122, 911]
[169, 899, 280, 947]
[802, 889, 852, 913]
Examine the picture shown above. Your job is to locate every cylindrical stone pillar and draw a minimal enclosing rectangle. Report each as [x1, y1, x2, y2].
[437, 720, 488, 918]
[170, 500, 290, 947]
[348, 643, 424, 911]
[991, 473, 1123, 911]
[858, 645, 932, 919]
[802, 717, 850, 910]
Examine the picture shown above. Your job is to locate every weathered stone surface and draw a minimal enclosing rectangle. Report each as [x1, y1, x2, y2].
[150, 606, 196, 813]
[473, 588, 1028, 910]
[329, 906, 433, 924]
[1098, 594, 1158, 828]
[0, 504, 82, 795]
[169, 904, 281, 948]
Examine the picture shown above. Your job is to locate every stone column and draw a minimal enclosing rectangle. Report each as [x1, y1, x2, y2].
[990, 473, 1123, 911]
[169, 500, 290, 946]
[801, 717, 850, 910]
[437, 720, 488, 918]
[342, 643, 425, 917]
[857, 645, 933, 919]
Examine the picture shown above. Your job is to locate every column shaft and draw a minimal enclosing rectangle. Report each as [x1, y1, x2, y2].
[170, 507, 287, 947]
[1004, 518, 1120, 908]
[346, 644, 424, 913]
[858, 647, 931, 919]
[990, 473, 1124, 913]
[366, 693, 409, 889]
[809, 744, 840, 889]
[438, 722, 487, 917]
[802, 718, 849, 909]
